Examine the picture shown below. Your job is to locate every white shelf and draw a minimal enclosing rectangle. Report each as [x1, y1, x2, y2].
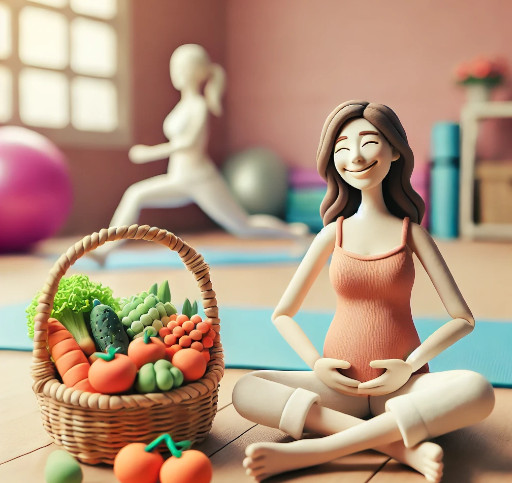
[459, 101, 512, 239]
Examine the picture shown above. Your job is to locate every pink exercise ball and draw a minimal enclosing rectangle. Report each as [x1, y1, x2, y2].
[0, 126, 72, 252]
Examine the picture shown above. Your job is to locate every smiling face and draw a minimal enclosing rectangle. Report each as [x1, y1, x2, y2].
[333, 118, 400, 192]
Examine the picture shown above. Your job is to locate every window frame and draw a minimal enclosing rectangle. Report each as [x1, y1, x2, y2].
[0, 0, 132, 148]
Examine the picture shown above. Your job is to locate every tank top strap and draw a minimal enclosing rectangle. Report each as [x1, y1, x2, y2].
[401, 217, 410, 245]
[336, 216, 344, 248]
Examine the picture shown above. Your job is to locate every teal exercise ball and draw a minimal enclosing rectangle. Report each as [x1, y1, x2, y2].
[222, 147, 288, 216]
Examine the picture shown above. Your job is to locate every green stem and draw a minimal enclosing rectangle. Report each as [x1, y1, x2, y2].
[144, 434, 192, 458]
[144, 328, 151, 344]
[93, 345, 119, 361]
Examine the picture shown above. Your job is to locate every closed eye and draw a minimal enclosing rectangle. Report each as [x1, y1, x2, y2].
[362, 141, 378, 147]
[334, 146, 350, 153]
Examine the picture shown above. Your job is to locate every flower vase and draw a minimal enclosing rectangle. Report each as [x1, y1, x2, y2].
[465, 83, 492, 104]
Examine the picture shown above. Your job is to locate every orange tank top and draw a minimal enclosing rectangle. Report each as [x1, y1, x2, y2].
[323, 216, 428, 383]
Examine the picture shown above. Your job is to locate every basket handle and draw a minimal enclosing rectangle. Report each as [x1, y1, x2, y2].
[31, 224, 219, 389]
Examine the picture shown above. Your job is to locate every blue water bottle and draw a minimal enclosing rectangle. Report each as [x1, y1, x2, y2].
[430, 122, 460, 239]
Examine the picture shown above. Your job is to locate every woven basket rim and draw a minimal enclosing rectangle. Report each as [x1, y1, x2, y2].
[31, 224, 224, 410]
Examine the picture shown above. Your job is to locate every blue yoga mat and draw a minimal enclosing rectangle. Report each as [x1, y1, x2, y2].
[3, 303, 511, 388]
[57, 246, 305, 271]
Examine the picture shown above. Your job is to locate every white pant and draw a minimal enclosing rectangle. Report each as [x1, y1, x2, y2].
[233, 369, 495, 447]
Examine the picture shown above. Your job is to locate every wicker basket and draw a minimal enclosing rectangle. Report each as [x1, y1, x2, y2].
[31, 225, 224, 465]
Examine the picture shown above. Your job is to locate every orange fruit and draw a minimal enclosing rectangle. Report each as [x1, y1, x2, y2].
[171, 348, 207, 382]
[114, 442, 164, 483]
[159, 450, 212, 483]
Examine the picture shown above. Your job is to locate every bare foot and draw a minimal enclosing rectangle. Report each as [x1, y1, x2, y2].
[385, 441, 444, 483]
[243, 440, 444, 482]
[243, 439, 337, 481]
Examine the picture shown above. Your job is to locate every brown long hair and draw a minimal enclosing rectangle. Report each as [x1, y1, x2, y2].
[316, 100, 425, 225]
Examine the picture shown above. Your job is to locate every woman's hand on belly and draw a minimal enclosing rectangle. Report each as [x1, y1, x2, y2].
[314, 358, 361, 396]
[357, 359, 413, 396]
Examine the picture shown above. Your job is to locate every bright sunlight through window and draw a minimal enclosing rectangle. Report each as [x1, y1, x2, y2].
[0, 0, 130, 146]
[0, 4, 11, 60]
[19, 7, 68, 69]
[0, 66, 12, 122]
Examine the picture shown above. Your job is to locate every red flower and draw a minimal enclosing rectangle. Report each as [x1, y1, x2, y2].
[454, 56, 507, 86]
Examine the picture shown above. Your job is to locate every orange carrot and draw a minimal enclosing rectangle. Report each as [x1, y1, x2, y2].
[47, 318, 97, 393]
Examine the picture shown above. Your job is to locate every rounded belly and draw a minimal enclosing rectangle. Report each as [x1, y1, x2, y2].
[323, 309, 424, 383]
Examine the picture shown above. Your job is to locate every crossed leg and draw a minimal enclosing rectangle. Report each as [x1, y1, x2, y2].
[233, 370, 494, 481]
[245, 409, 443, 482]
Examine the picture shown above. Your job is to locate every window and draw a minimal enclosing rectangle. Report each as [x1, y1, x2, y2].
[0, 0, 131, 146]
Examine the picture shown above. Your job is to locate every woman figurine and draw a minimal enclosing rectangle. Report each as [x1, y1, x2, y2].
[93, 44, 307, 261]
[232, 101, 494, 482]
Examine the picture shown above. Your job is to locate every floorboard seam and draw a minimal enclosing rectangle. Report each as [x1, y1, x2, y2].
[365, 456, 392, 482]
[0, 442, 53, 466]
[208, 423, 259, 458]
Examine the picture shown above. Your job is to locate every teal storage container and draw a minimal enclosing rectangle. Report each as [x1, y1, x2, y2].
[286, 188, 325, 233]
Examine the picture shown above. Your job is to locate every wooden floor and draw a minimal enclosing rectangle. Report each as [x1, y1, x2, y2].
[1, 230, 511, 482]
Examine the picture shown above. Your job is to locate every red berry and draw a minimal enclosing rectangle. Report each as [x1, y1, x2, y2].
[182, 320, 195, 333]
[201, 349, 211, 362]
[196, 322, 210, 334]
[179, 335, 192, 348]
[176, 314, 189, 325]
[191, 341, 204, 352]
[190, 314, 202, 324]
[173, 326, 185, 338]
[202, 336, 213, 349]
[167, 321, 178, 331]
[159, 327, 171, 338]
[189, 329, 202, 341]
[164, 334, 177, 346]
[207, 328, 216, 339]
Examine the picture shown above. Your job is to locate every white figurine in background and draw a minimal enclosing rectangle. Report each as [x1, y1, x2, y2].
[93, 44, 307, 261]
[232, 101, 495, 482]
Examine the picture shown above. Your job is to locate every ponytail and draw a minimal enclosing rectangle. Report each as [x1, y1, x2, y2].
[204, 63, 226, 116]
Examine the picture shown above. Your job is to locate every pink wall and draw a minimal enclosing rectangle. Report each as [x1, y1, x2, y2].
[224, 0, 512, 169]
[57, 0, 512, 236]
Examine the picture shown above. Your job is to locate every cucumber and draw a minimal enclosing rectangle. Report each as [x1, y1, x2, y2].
[90, 299, 129, 354]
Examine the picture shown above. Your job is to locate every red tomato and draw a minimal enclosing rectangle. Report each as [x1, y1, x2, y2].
[128, 336, 167, 369]
[88, 353, 137, 394]
[171, 348, 207, 382]
[114, 442, 164, 483]
[159, 450, 212, 483]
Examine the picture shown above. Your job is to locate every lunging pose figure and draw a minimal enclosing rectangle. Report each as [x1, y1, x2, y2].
[92, 44, 307, 262]
[232, 101, 494, 482]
